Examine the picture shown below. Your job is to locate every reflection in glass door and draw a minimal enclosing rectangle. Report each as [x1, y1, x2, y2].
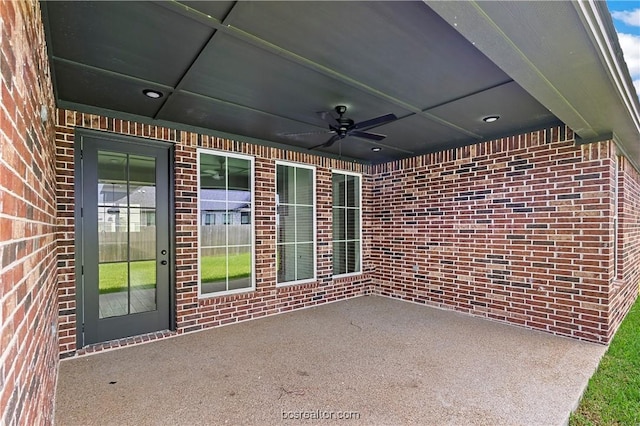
[97, 152, 157, 318]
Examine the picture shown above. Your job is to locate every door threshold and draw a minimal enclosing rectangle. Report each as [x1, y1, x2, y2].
[73, 329, 176, 358]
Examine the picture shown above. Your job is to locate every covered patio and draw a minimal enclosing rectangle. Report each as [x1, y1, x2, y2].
[1, 1, 639, 424]
[55, 296, 605, 425]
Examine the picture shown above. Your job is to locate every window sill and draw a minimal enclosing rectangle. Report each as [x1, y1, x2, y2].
[198, 286, 255, 300]
[332, 271, 363, 280]
[276, 278, 318, 289]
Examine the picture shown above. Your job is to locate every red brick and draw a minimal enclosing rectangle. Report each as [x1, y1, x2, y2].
[1, 1, 58, 424]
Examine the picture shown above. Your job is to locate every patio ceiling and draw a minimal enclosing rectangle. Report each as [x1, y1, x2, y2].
[41, 1, 640, 166]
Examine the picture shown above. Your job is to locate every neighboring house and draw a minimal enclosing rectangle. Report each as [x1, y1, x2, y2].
[1, 1, 639, 424]
[200, 189, 251, 226]
[97, 184, 157, 232]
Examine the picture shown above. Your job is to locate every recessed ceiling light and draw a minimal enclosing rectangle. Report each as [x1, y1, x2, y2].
[483, 115, 500, 123]
[143, 89, 163, 99]
[371, 147, 382, 152]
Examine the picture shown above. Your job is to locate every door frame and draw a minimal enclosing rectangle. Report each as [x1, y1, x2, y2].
[74, 129, 176, 349]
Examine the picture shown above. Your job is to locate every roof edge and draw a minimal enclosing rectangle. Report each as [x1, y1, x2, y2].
[571, 0, 640, 137]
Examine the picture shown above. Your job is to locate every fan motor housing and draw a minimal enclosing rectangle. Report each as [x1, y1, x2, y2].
[338, 118, 354, 127]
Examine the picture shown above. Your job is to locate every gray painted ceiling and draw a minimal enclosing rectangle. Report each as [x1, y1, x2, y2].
[42, 1, 627, 164]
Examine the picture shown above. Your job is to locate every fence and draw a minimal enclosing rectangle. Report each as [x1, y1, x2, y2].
[99, 225, 251, 262]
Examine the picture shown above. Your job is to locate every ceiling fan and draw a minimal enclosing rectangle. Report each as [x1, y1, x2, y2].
[201, 157, 225, 180]
[283, 105, 398, 150]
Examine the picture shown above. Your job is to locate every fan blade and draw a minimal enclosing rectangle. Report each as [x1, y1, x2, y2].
[278, 130, 333, 142]
[278, 130, 332, 137]
[350, 130, 386, 141]
[323, 133, 342, 147]
[308, 134, 341, 150]
[316, 110, 339, 127]
[353, 113, 397, 130]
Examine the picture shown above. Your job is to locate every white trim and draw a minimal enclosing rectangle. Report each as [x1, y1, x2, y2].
[197, 148, 256, 298]
[276, 159, 317, 171]
[275, 160, 317, 287]
[330, 169, 362, 178]
[331, 170, 363, 278]
[576, 1, 640, 135]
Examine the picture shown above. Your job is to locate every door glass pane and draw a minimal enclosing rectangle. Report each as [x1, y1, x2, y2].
[97, 151, 157, 318]
[128, 155, 157, 314]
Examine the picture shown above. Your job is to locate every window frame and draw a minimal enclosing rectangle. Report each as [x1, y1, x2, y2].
[197, 149, 255, 298]
[331, 170, 363, 278]
[275, 160, 317, 287]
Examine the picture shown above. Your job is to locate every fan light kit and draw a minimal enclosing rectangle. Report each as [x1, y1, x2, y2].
[143, 89, 163, 99]
[483, 115, 500, 123]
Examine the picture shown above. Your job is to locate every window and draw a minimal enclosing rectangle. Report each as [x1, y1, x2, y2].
[198, 150, 254, 296]
[276, 162, 316, 284]
[332, 172, 361, 276]
[241, 211, 250, 225]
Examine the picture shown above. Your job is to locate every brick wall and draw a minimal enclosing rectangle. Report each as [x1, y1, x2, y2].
[369, 125, 639, 343]
[56, 111, 373, 356]
[0, 1, 58, 424]
[56, 113, 640, 354]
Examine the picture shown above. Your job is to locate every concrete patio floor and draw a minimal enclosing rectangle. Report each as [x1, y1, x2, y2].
[55, 295, 605, 425]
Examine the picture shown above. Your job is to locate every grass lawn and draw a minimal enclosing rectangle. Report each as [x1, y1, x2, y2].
[201, 252, 251, 283]
[99, 253, 251, 293]
[99, 260, 156, 294]
[570, 295, 640, 425]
